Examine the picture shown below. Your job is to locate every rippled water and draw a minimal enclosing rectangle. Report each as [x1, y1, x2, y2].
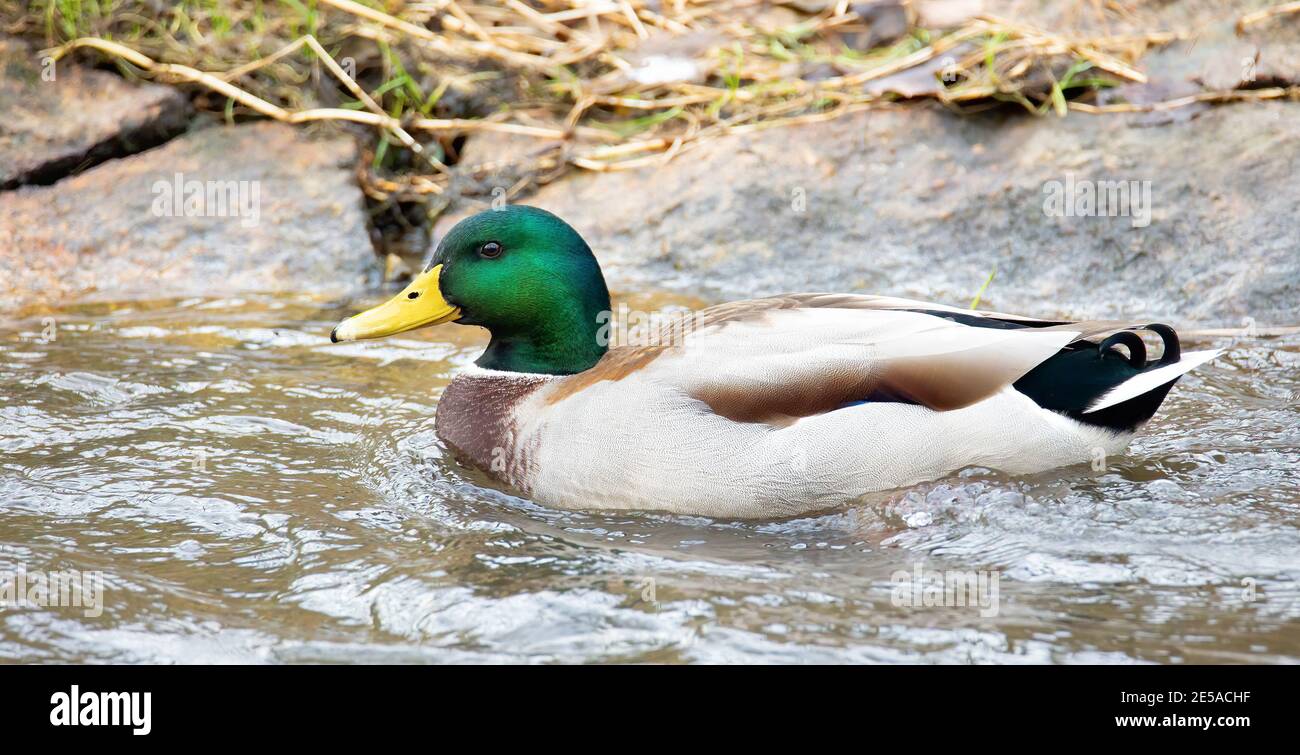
[1, 291, 1297, 663]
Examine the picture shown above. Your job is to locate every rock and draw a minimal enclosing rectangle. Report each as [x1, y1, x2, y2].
[1091, 12, 1299, 125]
[841, 2, 911, 50]
[501, 98, 1298, 326]
[916, 0, 984, 28]
[1107, 15, 1300, 95]
[454, 129, 563, 171]
[863, 63, 946, 98]
[0, 36, 191, 189]
[0, 122, 375, 312]
[1194, 30, 1300, 91]
[863, 44, 976, 97]
[1096, 80, 1211, 128]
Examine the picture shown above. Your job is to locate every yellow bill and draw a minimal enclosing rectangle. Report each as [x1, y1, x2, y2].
[331, 264, 461, 342]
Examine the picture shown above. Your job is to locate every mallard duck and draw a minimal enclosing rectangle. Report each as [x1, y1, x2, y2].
[332, 206, 1218, 518]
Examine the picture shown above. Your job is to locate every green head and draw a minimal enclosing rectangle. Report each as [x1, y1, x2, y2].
[332, 206, 611, 375]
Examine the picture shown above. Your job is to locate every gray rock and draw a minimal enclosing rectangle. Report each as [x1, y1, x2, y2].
[840, 2, 911, 51]
[505, 99, 1298, 327]
[915, 0, 984, 28]
[0, 122, 374, 311]
[453, 129, 565, 178]
[0, 36, 191, 189]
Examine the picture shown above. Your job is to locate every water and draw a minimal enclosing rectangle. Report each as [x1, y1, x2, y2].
[1, 291, 1297, 663]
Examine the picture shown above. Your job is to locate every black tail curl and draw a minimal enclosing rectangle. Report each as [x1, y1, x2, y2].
[1012, 324, 1184, 433]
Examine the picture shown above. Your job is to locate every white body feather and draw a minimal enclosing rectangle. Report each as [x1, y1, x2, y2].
[518, 380, 1129, 518]
[486, 306, 1178, 518]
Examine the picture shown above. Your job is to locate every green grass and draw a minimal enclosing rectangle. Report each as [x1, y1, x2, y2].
[1041, 60, 1118, 116]
[970, 264, 997, 310]
[592, 106, 685, 138]
[277, 0, 318, 37]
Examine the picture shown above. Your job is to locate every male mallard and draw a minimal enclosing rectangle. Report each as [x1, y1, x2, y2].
[332, 206, 1218, 518]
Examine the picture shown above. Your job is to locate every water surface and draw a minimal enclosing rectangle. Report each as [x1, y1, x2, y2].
[1, 292, 1297, 663]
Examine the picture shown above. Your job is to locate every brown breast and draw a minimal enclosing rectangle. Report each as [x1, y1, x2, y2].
[434, 372, 552, 487]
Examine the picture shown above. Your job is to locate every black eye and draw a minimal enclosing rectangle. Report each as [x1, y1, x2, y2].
[478, 241, 503, 259]
[407, 291, 420, 299]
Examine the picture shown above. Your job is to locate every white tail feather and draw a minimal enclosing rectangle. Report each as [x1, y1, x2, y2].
[1083, 349, 1222, 413]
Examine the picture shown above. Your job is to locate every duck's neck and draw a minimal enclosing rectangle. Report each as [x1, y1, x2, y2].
[475, 295, 609, 375]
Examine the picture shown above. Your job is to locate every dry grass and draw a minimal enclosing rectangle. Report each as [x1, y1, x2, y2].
[7, 0, 1298, 203]
[1237, 1, 1300, 32]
